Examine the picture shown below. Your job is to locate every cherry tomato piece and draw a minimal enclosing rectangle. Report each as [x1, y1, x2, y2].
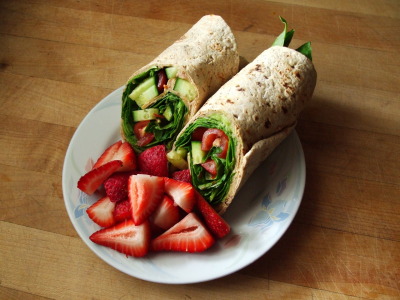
[201, 128, 229, 158]
[201, 160, 218, 177]
[157, 69, 168, 93]
[191, 127, 207, 141]
[133, 120, 155, 147]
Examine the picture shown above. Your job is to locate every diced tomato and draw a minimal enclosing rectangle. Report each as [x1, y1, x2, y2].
[201, 160, 217, 177]
[133, 120, 155, 147]
[201, 128, 229, 158]
[191, 127, 208, 141]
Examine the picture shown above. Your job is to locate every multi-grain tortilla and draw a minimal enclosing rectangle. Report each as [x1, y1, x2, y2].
[121, 15, 239, 152]
[174, 46, 317, 214]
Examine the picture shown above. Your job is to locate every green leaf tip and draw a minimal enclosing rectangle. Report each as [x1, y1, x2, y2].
[272, 16, 313, 60]
[272, 16, 294, 47]
[296, 41, 313, 61]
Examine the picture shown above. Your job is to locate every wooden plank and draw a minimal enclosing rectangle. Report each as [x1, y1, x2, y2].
[0, 2, 189, 55]
[0, 164, 77, 237]
[302, 80, 400, 136]
[262, 0, 400, 18]
[298, 170, 400, 240]
[0, 221, 323, 300]
[0, 72, 113, 127]
[0, 33, 151, 90]
[241, 222, 400, 298]
[298, 121, 400, 185]
[0, 114, 74, 175]
[0, 287, 52, 300]
[3, 0, 398, 52]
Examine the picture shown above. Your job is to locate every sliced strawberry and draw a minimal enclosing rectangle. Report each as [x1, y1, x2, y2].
[86, 196, 116, 227]
[151, 212, 215, 252]
[92, 141, 122, 169]
[104, 172, 131, 202]
[164, 177, 195, 213]
[128, 174, 164, 225]
[90, 220, 151, 257]
[92, 140, 136, 172]
[150, 195, 181, 231]
[113, 199, 131, 223]
[171, 169, 192, 183]
[113, 141, 137, 171]
[195, 191, 230, 239]
[77, 160, 123, 195]
[138, 145, 168, 177]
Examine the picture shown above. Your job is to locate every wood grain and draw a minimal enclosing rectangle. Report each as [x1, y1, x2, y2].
[1, 0, 399, 298]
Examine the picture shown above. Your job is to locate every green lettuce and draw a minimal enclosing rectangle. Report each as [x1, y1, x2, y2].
[272, 16, 313, 61]
[175, 114, 236, 205]
[121, 69, 188, 153]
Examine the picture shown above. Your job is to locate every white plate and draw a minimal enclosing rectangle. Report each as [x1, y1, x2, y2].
[62, 86, 305, 284]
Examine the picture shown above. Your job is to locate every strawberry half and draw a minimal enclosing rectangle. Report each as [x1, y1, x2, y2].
[150, 195, 181, 231]
[113, 141, 137, 171]
[93, 141, 122, 169]
[195, 191, 230, 238]
[164, 177, 195, 213]
[129, 174, 164, 225]
[93, 140, 136, 172]
[86, 196, 116, 228]
[113, 198, 131, 223]
[77, 160, 123, 195]
[89, 219, 151, 257]
[151, 212, 215, 252]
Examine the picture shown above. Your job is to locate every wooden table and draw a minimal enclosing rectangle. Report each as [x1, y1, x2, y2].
[1, 0, 399, 299]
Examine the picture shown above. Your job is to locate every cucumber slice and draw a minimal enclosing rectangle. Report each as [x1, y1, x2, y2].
[128, 76, 158, 108]
[165, 67, 178, 79]
[191, 141, 207, 165]
[174, 78, 197, 101]
[167, 148, 188, 170]
[163, 105, 173, 121]
[132, 108, 160, 122]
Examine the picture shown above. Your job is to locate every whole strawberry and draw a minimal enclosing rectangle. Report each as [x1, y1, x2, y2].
[103, 172, 131, 202]
[138, 145, 168, 177]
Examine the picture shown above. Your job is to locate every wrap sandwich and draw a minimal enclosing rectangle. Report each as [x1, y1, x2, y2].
[121, 15, 239, 153]
[169, 18, 317, 214]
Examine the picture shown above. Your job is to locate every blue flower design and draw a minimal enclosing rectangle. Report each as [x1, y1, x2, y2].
[74, 190, 90, 218]
[248, 179, 291, 232]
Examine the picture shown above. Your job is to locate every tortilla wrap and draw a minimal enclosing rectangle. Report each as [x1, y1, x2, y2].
[121, 15, 239, 152]
[174, 46, 317, 214]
